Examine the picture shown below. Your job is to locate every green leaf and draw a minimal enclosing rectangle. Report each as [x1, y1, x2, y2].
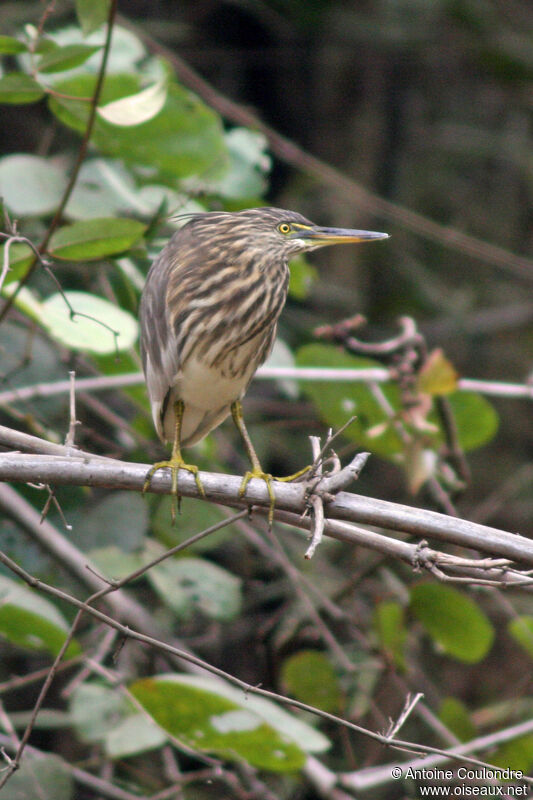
[373, 601, 406, 670]
[70, 683, 128, 743]
[296, 344, 498, 457]
[131, 673, 325, 771]
[75, 0, 111, 35]
[69, 492, 149, 552]
[40, 290, 139, 354]
[410, 583, 494, 663]
[187, 127, 270, 200]
[49, 74, 228, 182]
[89, 547, 145, 581]
[296, 343, 404, 458]
[280, 650, 342, 713]
[508, 616, 533, 660]
[105, 713, 167, 757]
[0, 241, 34, 285]
[489, 735, 533, 774]
[97, 79, 168, 126]
[440, 391, 499, 452]
[70, 682, 167, 757]
[0, 35, 28, 54]
[48, 217, 146, 260]
[288, 254, 318, 299]
[0, 73, 45, 104]
[147, 549, 243, 621]
[417, 349, 459, 395]
[438, 697, 476, 742]
[0, 575, 80, 657]
[151, 498, 233, 552]
[0, 154, 68, 216]
[4, 752, 73, 800]
[37, 43, 102, 74]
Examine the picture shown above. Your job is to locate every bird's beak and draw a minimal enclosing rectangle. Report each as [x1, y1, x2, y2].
[299, 226, 389, 246]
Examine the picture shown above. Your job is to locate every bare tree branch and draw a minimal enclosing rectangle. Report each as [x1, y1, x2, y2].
[340, 717, 533, 793]
[0, 443, 532, 570]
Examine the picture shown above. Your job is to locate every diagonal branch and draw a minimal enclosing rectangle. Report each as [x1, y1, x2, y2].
[0, 549, 530, 782]
[120, 17, 533, 282]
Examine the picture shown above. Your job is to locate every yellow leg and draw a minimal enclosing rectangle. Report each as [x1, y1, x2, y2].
[231, 400, 311, 526]
[143, 399, 205, 522]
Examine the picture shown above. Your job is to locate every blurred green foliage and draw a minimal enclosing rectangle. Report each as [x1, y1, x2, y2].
[0, 0, 532, 797]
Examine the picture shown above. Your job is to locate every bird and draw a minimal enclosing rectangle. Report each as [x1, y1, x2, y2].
[139, 207, 388, 521]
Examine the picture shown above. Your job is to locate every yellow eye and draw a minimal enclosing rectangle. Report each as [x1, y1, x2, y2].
[278, 222, 291, 234]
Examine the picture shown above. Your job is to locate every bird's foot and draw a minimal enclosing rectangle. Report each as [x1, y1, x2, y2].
[275, 465, 312, 483]
[239, 468, 276, 527]
[238, 465, 312, 527]
[143, 457, 206, 523]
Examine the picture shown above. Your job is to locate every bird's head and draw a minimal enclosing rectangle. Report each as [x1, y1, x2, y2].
[178, 207, 388, 266]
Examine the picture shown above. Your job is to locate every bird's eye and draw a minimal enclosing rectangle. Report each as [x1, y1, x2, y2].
[278, 223, 291, 235]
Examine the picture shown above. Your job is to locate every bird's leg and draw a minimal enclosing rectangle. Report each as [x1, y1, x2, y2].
[143, 399, 205, 521]
[231, 400, 311, 526]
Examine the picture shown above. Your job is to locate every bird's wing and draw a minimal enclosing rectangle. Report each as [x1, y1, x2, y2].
[139, 246, 182, 440]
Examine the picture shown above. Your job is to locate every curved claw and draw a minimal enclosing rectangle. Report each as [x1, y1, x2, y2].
[238, 465, 312, 527]
[239, 469, 276, 527]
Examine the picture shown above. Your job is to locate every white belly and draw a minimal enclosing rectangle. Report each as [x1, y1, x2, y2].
[161, 333, 266, 446]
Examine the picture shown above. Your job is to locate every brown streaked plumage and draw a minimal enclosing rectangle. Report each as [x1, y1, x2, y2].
[140, 207, 388, 519]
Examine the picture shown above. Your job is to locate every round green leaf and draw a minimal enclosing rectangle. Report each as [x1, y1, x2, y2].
[75, 0, 111, 36]
[281, 651, 342, 713]
[288, 254, 318, 299]
[70, 683, 166, 757]
[0, 73, 45, 104]
[440, 391, 499, 451]
[0, 575, 80, 657]
[131, 674, 307, 772]
[410, 583, 494, 663]
[41, 290, 138, 353]
[373, 601, 407, 670]
[508, 616, 533, 660]
[37, 43, 102, 74]
[49, 74, 228, 181]
[296, 343, 404, 458]
[69, 492, 148, 552]
[0, 154, 68, 216]
[5, 752, 73, 800]
[147, 553, 242, 621]
[48, 217, 146, 260]
[70, 683, 126, 743]
[0, 36, 28, 54]
[438, 697, 476, 742]
[105, 713, 167, 758]
[489, 735, 533, 774]
[189, 127, 270, 200]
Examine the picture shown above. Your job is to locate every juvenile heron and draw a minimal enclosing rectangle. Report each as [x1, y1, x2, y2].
[140, 207, 388, 520]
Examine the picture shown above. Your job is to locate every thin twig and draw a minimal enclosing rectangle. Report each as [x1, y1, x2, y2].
[0, 0, 118, 325]
[1, 368, 533, 407]
[0, 550, 530, 781]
